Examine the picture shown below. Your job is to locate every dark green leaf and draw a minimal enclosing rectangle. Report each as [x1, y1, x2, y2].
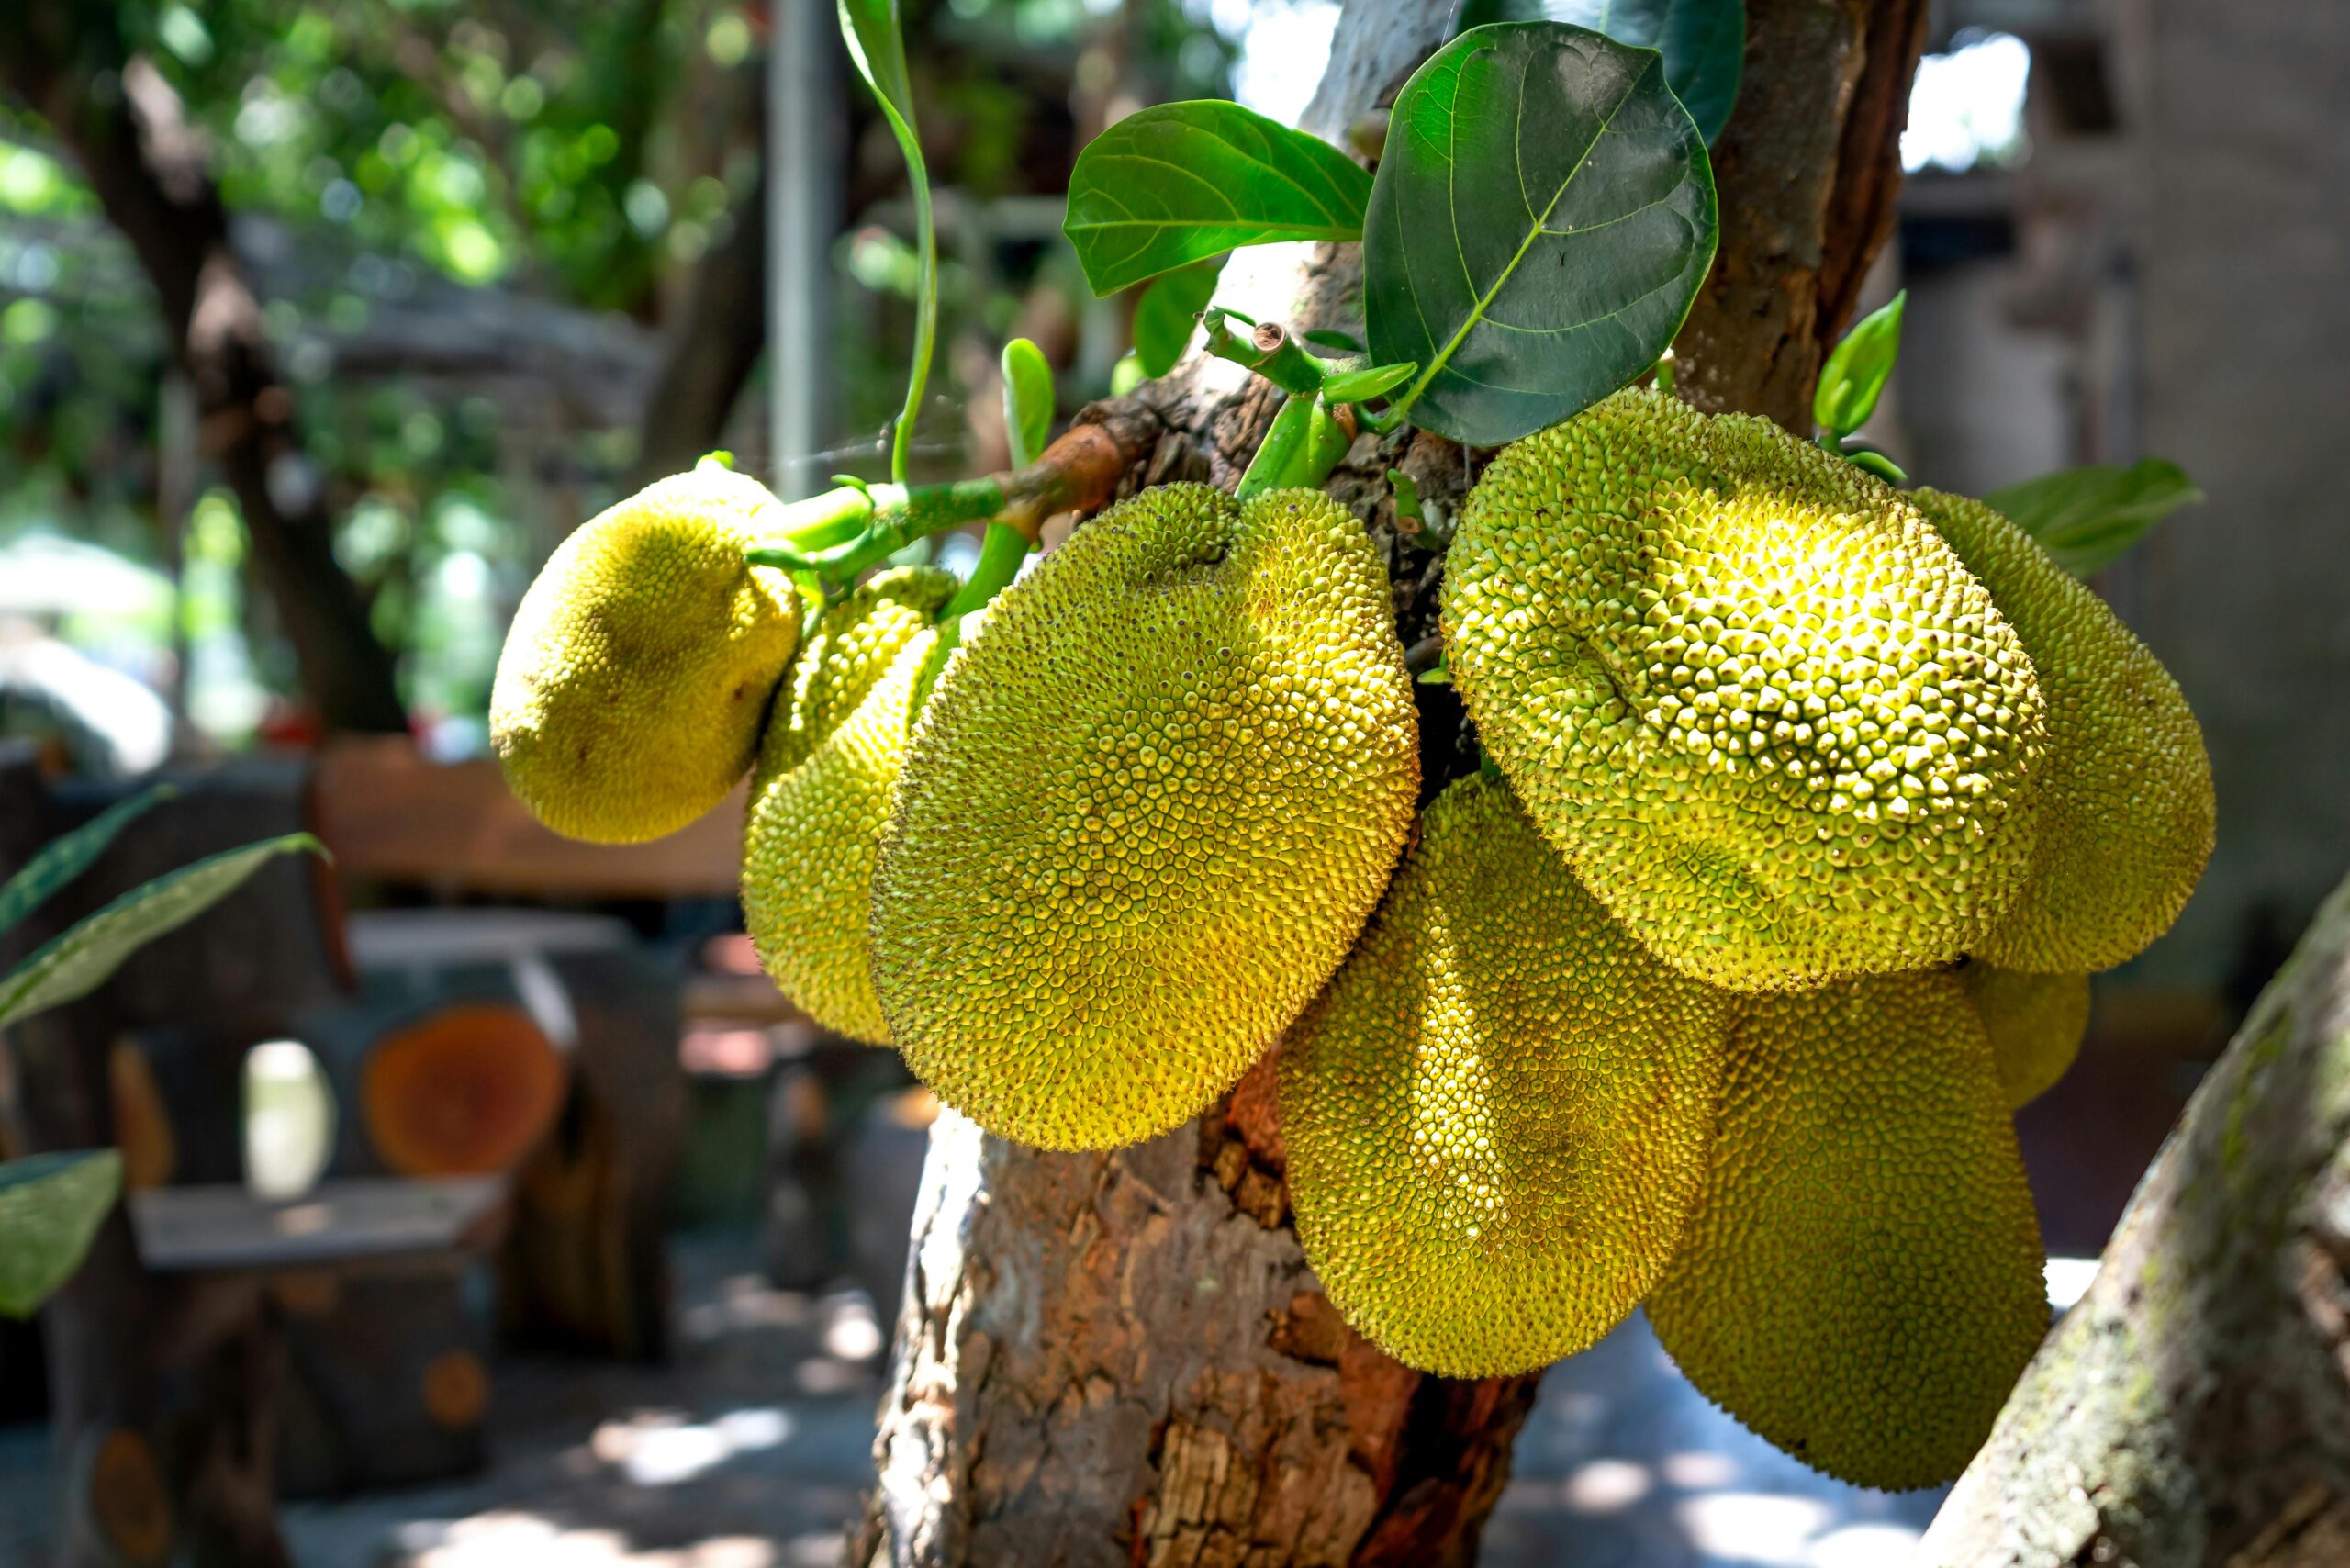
[1132, 262, 1224, 378]
[837, 0, 935, 485]
[1365, 23, 1717, 447]
[1813, 289, 1906, 441]
[1456, 0, 1747, 143]
[0, 834, 326, 1032]
[1986, 459, 2203, 579]
[0, 786, 173, 940]
[1064, 103, 1373, 296]
[0, 1151, 120, 1317]
[1322, 361, 1417, 403]
[1000, 339, 1056, 467]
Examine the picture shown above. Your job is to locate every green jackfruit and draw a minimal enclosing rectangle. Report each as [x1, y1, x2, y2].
[871, 484, 1418, 1150]
[492, 460, 801, 844]
[1442, 388, 2049, 991]
[742, 567, 957, 1045]
[1911, 488, 2213, 972]
[1281, 773, 1732, 1377]
[1647, 969, 2049, 1490]
[1962, 960, 2090, 1110]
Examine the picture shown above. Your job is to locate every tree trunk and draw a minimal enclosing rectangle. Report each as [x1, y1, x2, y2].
[0, 7, 408, 734]
[855, 6, 1930, 1565]
[1916, 868, 2350, 1568]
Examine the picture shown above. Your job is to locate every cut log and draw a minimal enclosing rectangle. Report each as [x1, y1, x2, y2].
[361, 1003, 567, 1179]
[1917, 868, 2350, 1567]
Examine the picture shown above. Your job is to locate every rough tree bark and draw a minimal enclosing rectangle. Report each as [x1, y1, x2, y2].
[855, 5, 1930, 1566]
[1917, 868, 2350, 1568]
[0, 5, 408, 734]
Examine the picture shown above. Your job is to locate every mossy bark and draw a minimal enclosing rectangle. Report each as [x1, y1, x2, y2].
[1919, 870, 2350, 1567]
[856, 3, 1931, 1563]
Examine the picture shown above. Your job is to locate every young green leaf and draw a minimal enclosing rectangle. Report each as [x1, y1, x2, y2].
[837, 0, 935, 486]
[0, 785, 173, 939]
[1000, 339, 1056, 467]
[0, 834, 326, 1032]
[1131, 262, 1223, 378]
[1986, 458, 2203, 579]
[1110, 352, 1147, 397]
[1813, 289, 1906, 442]
[1321, 361, 1417, 404]
[1364, 23, 1718, 447]
[1064, 103, 1373, 296]
[1455, 0, 1747, 143]
[0, 1151, 121, 1317]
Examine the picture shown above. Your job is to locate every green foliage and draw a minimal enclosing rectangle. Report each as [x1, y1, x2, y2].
[1986, 459, 2204, 578]
[999, 339, 1055, 467]
[1814, 289, 1907, 442]
[0, 832, 326, 1032]
[1131, 263, 1223, 379]
[0, 1152, 122, 1318]
[1064, 103, 1372, 295]
[1365, 23, 1718, 446]
[838, 0, 937, 486]
[0, 786, 173, 937]
[1455, 0, 1747, 143]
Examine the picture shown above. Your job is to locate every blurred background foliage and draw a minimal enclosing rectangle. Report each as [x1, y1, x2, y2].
[0, 0, 1238, 758]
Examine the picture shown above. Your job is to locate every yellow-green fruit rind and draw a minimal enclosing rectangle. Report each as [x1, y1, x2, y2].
[1963, 960, 2090, 1110]
[873, 484, 1418, 1150]
[1647, 969, 2049, 1490]
[742, 566, 957, 1046]
[492, 464, 800, 844]
[1911, 487, 2214, 972]
[1442, 388, 2049, 991]
[1281, 774, 1732, 1378]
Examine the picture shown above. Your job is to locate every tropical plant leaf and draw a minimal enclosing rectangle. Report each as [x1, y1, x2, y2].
[1322, 361, 1417, 403]
[1455, 0, 1747, 143]
[1365, 22, 1717, 447]
[1000, 339, 1056, 467]
[838, 0, 935, 485]
[1814, 289, 1906, 441]
[0, 786, 173, 940]
[0, 834, 326, 1032]
[1131, 262, 1224, 378]
[1987, 459, 2203, 579]
[1064, 103, 1372, 296]
[0, 1151, 121, 1317]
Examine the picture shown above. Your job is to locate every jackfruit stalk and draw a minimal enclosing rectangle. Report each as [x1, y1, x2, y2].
[1646, 969, 2050, 1491]
[742, 566, 957, 1045]
[492, 459, 801, 844]
[870, 484, 1417, 1150]
[1281, 773, 1732, 1377]
[1442, 388, 2049, 991]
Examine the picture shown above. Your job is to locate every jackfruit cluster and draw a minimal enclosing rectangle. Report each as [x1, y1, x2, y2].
[1909, 488, 2214, 972]
[492, 459, 801, 844]
[1443, 387, 2049, 991]
[1643, 969, 2051, 1492]
[871, 484, 1417, 1149]
[741, 567, 957, 1045]
[1281, 774, 1732, 1377]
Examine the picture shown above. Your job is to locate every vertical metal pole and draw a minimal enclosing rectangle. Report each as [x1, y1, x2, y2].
[768, 0, 841, 500]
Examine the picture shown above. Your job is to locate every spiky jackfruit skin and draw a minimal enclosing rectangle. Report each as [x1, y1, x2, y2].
[871, 484, 1418, 1150]
[492, 464, 800, 844]
[1963, 960, 2090, 1110]
[1647, 969, 2049, 1491]
[742, 567, 957, 1045]
[1281, 773, 1732, 1377]
[1912, 488, 2213, 972]
[1442, 388, 2048, 991]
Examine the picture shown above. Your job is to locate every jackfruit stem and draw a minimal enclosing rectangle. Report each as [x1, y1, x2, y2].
[1202, 311, 1337, 398]
[942, 521, 1032, 619]
[1236, 393, 1357, 499]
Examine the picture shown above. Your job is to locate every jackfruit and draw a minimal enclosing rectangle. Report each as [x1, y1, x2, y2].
[1441, 387, 2049, 991]
[1281, 773, 1733, 1377]
[492, 460, 801, 843]
[870, 484, 1417, 1149]
[742, 567, 957, 1045]
[1646, 969, 2049, 1491]
[1911, 488, 2213, 972]
[1962, 959, 2090, 1110]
